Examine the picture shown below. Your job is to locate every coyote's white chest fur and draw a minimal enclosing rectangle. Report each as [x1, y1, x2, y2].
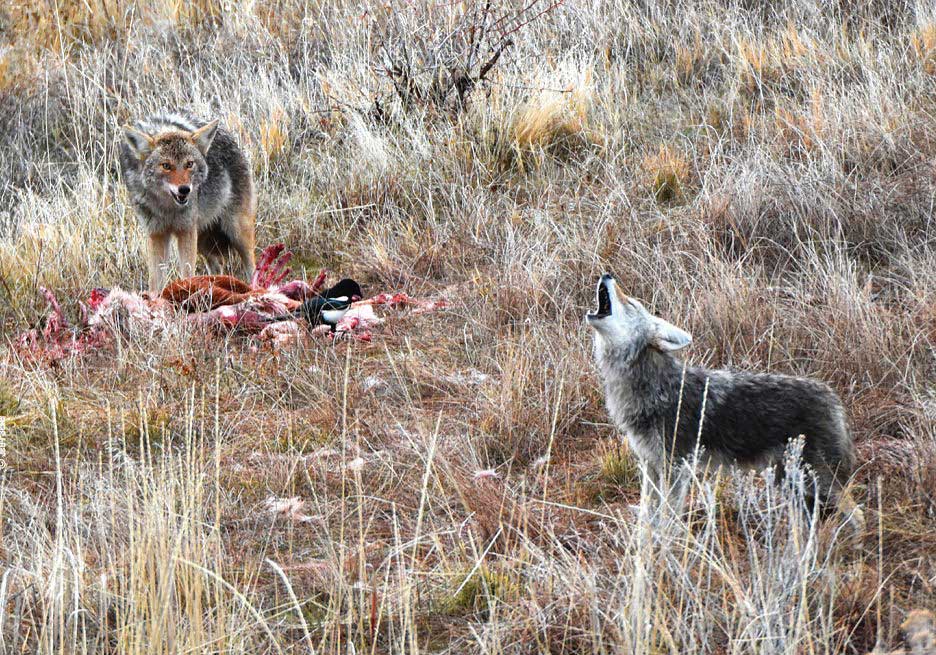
[595, 340, 665, 468]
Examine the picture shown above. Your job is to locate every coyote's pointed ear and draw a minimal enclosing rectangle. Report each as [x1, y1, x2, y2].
[123, 126, 154, 158]
[189, 119, 219, 155]
[651, 316, 692, 352]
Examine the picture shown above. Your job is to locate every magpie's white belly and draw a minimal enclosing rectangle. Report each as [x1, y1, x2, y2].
[321, 308, 348, 324]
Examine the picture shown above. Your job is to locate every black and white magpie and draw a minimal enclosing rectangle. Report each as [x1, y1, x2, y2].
[268, 278, 363, 330]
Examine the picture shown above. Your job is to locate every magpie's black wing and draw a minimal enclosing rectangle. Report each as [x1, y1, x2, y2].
[261, 297, 327, 325]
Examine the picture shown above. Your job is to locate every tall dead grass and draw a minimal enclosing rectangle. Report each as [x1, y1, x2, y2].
[1, 0, 935, 652]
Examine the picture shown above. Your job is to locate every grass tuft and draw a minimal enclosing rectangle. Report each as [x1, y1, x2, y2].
[642, 143, 690, 204]
[598, 439, 641, 489]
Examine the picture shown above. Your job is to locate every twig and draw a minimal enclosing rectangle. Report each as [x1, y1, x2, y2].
[477, 38, 512, 82]
[496, 0, 566, 44]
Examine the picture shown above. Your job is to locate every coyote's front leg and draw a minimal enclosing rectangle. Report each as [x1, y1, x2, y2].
[176, 228, 198, 280]
[147, 233, 172, 293]
[638, 460, 688, 525]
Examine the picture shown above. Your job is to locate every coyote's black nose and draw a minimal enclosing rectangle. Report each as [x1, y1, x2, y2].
[177, 185, 191, 196]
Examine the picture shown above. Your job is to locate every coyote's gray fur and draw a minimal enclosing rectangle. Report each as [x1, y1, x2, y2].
[119, 112, 256, 292]
[587, 273, 864, 532]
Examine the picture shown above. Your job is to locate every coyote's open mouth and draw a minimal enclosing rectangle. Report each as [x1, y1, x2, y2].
[170, 191, 189, 206]
[587, 275, 613, 320]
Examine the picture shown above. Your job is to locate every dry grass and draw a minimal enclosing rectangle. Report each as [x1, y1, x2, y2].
[2, 0, 936, 652]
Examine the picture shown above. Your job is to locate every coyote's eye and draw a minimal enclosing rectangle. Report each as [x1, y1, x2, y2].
[184, 161, 194, 169]
[161, 162, 172, 171]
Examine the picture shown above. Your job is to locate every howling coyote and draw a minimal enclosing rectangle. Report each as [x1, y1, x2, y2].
[587, 273, 864, 533]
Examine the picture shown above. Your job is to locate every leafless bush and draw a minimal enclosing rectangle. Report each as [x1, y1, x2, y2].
[369, 0, 566, 118]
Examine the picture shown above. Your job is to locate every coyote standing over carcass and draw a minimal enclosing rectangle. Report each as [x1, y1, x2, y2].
[119, 113, 256, 292]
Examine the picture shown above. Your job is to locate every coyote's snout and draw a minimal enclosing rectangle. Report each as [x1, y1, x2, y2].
[119, 113, 256, 292]
[586, 273, 692, 353]
[588, 274, 864, 533]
